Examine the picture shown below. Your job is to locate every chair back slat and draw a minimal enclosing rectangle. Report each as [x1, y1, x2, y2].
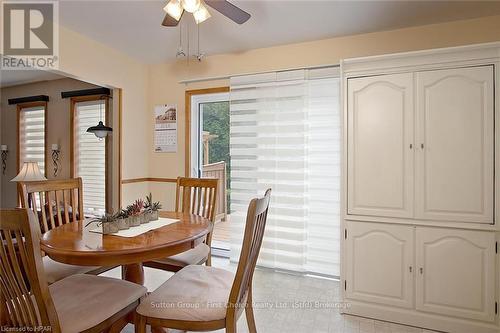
[196, 187, 202, 215]
[54, 191, 63, 228]
[227, 189, 271, 313]
[71, 189, 78, 223]
[0, 209, 60, 330]
[175, 177, 218, 222]
[62, 190, 70, 225]
[29, 193, 41, 233]
[45, 192, 56, 230]
[2, 231, 37, 326]
[175, 177, 218, 248]
[38, 192, 49, 233]
[19, 178, 84, 234]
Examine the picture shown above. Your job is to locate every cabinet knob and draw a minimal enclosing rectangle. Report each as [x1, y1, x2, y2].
[419, 267, 423, 274]
[420, 143, 424, 149]
[409, 266, 412, 273]
[409, 144, 413, 149]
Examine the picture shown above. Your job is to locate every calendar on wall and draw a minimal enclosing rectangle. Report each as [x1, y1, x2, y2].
[154, 104, 177, 153]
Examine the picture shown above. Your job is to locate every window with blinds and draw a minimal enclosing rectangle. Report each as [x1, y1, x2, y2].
[19, 105, 46, 172]
[229, 68, 340, 276]
[74, 100, 106, 216]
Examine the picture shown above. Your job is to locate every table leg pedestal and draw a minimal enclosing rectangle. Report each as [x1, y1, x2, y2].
[122, 263, 145, 285]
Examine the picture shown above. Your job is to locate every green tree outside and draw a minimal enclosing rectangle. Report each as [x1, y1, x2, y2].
[202, 101, 231, 212]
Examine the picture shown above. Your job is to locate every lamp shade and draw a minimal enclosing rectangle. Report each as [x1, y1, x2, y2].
[87, 121, 112, 139]
[193, 3, 210, 24]
[164, 0, 183, 20]
[11, 162, 47, 182]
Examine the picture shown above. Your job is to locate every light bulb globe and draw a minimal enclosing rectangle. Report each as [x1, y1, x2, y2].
[164, 0, 183, 20]
[182, 0, 201, 13]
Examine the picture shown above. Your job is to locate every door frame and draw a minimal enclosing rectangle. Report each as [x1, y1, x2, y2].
[184, 87, 229, 177]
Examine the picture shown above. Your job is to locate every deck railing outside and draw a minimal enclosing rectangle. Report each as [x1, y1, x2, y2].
[202, 161, 227, 222]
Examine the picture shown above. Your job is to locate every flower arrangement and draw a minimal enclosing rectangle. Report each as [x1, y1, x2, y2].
[126, 199, 144, 226]
[137, 199, 150, 224]
[144, 193, 162, 221]
[86, 214, 119, 235]
[86, 194, 164, 235]
[114, 210, 130, 230]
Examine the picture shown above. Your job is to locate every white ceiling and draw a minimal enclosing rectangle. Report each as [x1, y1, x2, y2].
[57, 1, 500, 64]
[0, 70, 65, 88]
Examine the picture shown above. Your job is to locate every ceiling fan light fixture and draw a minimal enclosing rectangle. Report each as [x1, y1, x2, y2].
[181, 0, 201, 13]
[193, 3, 210, 24]
[164, 0, 183, 21]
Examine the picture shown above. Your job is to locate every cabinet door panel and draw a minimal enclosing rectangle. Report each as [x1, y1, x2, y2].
[345, 221, 414, 308]
[415, 66, 494, 223]
[416, 227, 495, 322]
[347, 73, 414, 218]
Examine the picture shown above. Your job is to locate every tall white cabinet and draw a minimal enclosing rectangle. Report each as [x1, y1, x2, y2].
[347, 73, 414, 218]
[341, 43, 500, 333]
[415, 66, 494, 223]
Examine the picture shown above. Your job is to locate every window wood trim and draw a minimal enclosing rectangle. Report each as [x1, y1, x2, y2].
[70, 95, 110, 212]
[184, 87, 230, 177]
[118, 88, 122, 209]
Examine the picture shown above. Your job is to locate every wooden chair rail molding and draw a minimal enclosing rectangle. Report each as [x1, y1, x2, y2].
[121, 177, 177, 184]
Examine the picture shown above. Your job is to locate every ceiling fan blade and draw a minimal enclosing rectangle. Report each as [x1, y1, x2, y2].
[205, 0, 251, 24]
[162, 11, 183, 27]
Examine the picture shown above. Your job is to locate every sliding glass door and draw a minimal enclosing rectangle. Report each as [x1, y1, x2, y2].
[190, 92, 231, 252]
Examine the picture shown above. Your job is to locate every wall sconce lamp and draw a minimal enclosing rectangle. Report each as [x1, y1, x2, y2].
[51, 144, 61, 177]
[1, 145, 8, 175]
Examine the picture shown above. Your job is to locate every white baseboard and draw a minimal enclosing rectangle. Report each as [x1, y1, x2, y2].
[343, 299, 499, 333]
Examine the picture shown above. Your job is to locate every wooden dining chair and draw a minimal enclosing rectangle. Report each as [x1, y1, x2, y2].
[136, 189, 271, 333]
[19, 178, 111, 284]
[0, 208, 147, 332]
[144, 177, 218, 272]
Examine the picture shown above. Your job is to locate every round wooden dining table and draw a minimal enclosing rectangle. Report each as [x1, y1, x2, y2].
[40, 211, 212, 285]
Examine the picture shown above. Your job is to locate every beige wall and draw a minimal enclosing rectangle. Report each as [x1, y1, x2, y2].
[56, 25, 150, 207]
[0, 25, 150, 209]
[145, 15, 500, 208]
[58, 26, 150, 181]
[0, 78, 99, 207]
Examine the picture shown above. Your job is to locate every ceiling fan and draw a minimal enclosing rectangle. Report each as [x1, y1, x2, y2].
[162, 0, 251, 26]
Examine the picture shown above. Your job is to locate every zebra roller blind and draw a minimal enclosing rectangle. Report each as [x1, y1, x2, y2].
[19, 105, 46, 173]
[74, 100, 106, 215]
[229, 67, 341, 276]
